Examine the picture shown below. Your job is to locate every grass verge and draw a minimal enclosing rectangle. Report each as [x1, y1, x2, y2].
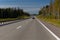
[0, 16, 30, 22]
[37, 15, 60, 27]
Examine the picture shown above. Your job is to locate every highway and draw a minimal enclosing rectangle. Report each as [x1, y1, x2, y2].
[0, 18, 58, 40]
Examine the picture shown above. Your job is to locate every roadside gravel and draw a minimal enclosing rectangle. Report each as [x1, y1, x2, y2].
[40, 19, 60, 38]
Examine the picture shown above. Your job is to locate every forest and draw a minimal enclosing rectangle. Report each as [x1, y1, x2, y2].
[39, 0, 60, 19]
[0, 8, 30, 18]
[38, 0, 60, 26]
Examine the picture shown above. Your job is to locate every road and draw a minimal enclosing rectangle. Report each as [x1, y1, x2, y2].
[0, 18, 58, 40]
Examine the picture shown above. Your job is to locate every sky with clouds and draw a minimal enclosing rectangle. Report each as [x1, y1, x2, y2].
[0, 0, 50, 14]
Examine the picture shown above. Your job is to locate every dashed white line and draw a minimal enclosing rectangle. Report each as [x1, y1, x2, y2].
[1, 22, 4, 24]
[35, 17, 60, 40]
[16, 26, 22, 29]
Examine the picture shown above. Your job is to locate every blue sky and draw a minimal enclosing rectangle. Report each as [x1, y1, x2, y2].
[0, 0, 50, 14]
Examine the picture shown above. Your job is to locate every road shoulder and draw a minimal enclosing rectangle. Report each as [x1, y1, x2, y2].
[35, 17, 60, 40]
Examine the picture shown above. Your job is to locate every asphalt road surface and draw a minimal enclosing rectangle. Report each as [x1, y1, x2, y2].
[0, 18, 58, 40]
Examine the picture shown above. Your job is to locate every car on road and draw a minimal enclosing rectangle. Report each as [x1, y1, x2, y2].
[32, 17, 35, 19]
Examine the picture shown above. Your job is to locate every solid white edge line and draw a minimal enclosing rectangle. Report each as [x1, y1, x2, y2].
[17, 26, 22, 29]
[35, 17, 60, 40]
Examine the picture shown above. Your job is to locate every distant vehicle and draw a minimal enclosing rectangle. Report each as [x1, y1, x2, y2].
[32, 17, 35, 19]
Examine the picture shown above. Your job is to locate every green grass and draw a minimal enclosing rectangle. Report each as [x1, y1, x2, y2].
[0, 16, 30, 22]
[19, 16, 30, 19]
[0, 18, 18, 22]
[37, 15, 60, 27]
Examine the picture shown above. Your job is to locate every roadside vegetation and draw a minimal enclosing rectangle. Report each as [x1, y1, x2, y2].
[37, 0, 60, 27]
[0, 8, 30, 22]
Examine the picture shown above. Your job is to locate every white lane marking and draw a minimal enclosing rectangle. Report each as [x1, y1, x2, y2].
[2, 22, 4, 24]
[17, 26, 22, 29]
[35, 17, 60, 40]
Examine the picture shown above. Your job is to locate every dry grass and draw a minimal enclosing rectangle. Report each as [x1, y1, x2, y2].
[37, 15, 60, 27]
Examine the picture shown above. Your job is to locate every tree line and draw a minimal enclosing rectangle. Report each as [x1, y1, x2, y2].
[39, 0, 60, 19]
[0, 8, 30, 18]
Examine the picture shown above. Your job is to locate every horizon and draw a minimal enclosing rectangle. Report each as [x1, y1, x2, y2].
[0, 0, 50, 14]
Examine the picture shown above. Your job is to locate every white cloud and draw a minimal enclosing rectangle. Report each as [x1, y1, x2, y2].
[0, 5, 21, 8]
[23, 8, 40, 14]
[0, 5, 40, 14]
